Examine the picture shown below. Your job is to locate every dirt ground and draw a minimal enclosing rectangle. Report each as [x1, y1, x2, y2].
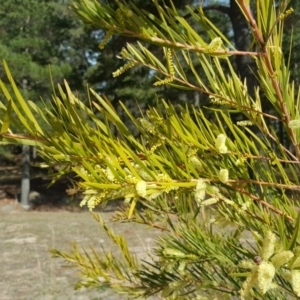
[0, 200, 159, 300]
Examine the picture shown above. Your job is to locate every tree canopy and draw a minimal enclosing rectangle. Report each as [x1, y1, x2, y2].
[0, 0, 92, 100]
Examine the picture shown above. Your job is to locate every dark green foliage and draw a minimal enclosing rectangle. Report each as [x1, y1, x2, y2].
[0, 0, 90, 100]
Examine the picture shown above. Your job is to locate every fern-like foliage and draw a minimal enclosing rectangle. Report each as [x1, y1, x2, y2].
[1, 0, 300, 299]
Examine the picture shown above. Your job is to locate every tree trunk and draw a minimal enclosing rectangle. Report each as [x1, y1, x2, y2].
[21, 145, 30, 209]
[19, 75, 31, 209]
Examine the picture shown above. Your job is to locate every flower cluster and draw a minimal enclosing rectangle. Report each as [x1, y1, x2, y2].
[125, 175, 139, 184]
[151, 173, 177, 193]
[239, 231, 300, 298]
[80, 189, 108, 211]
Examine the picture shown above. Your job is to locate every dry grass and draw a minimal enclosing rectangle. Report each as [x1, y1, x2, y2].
[0, 208, 158, 300]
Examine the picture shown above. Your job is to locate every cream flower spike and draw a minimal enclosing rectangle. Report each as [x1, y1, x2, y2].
[215, 134, 228, 154]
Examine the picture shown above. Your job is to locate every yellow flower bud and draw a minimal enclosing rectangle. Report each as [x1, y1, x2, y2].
[105, 167, 115, 182]
[240, 269, 258, 298]
[236, 120, 253, 127]
[257, 261, 276, 294]
[261, 231, 276, 261]
[215, 134, 228, 154]
[238, 260, 256, 270]
[195, 179, 206, 203]
[271, 251, 294, 268]
[201, 197, 219, 206]
[163, 248, 186, 258]
[136, 180, 147, 198]
[207, 37, 223, 52]
[219, 169, 229, 183]
[289, 119, 300, 129]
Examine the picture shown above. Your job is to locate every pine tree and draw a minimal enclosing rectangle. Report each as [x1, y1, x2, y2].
[1, 0, 300, 299]
[0, 0, 90, 101]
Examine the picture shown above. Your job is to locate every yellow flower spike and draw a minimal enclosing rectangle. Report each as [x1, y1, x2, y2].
[166, 48, 175, 77]
[153, 76, 173, 86]
[207, 37, 223, 53]
[79, 195, 88, 207]
[219, 169, 229, 183]
[163, 248, 186, 258]
[215, 133, 227, 154]
[236, 120, 253, 127]
[153, 48, 175, 86]
[99, 29, 114, 49]
[257, 261, 276, 294]
[105, 167, 115, 182]
[125, 175, 139, 184]
[279, 7, 294, 20]
[261, 231, 276, 261]
[271, 250, 294, 268]
[194, 179, 206, 203]
[112, 61, 137, 77]
[189, 155, 202, 169]
[201, 197, 219, 206]
[135, 180, 147, 198]
[288, 119, 300, 129]
[223, 198, 235, 205]
[235, 157, 246, 166]
[238, 260, 256, 270]
[210, 186, 220, 194]
[239, 268, 259, 299]
[291, 270, 300, 296]
[156, 173, 171, 182]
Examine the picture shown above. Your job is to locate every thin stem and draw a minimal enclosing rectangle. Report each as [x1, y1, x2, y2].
[122, 28, 261, 56]
[237, 0, 300, 160]
[228, 184, 294, 222]
[230, 179, 300, 191]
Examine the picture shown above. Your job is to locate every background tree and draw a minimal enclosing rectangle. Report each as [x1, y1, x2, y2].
[0, 0, 93, 100]
[0, 0, 96, 206]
